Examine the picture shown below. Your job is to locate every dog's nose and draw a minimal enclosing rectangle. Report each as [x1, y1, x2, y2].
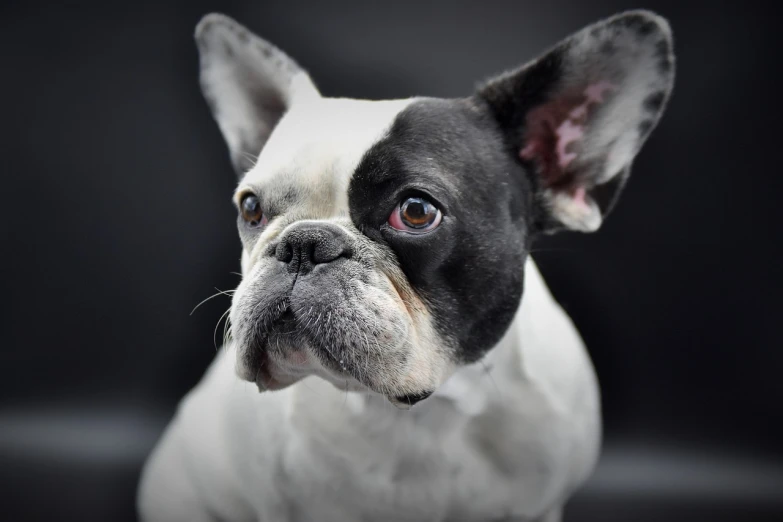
[274, 222, 352, 274]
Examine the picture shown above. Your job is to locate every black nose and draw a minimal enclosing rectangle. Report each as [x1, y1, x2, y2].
[274, 222, 351, 274]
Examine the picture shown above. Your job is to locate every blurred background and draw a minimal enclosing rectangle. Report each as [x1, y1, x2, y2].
[2, 1, 782, 520]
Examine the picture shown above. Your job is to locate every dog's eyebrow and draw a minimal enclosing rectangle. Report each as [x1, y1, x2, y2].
[354, 148, 459, 207]
[234, 180, 316, 221]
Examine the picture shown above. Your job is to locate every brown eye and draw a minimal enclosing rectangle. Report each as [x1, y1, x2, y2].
[240, 194, 264, 226]
[389, 196, 442, 233]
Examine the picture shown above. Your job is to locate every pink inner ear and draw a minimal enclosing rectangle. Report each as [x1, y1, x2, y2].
[520, 81, 615, 195]
[571, 186, 588, 207]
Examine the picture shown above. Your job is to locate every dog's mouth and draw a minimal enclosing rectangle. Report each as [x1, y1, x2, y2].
[244, 304, 365, 392]
[233, 268, 435, 404]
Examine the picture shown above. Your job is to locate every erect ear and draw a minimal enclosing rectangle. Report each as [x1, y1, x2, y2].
[195, 14, 321, 176]
[478, 10, 675, 233]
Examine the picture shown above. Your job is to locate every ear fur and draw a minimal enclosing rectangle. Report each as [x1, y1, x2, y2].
[195, 13, 320, 176]
[478, 10, 675, 232]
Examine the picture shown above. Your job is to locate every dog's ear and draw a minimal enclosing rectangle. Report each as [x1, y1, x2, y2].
[478, 10, 675, 233]
[195, 14, 320, 176]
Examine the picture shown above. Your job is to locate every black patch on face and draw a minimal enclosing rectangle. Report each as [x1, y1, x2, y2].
[349, 98, 536, 363]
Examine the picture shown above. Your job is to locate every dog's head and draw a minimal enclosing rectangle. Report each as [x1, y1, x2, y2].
[195, 11, 674, 406]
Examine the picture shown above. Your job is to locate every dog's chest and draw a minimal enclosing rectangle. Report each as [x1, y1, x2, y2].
[250, 379, 556, 522]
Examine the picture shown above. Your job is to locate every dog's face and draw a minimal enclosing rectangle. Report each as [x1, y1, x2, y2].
[195, 11, 674, 405]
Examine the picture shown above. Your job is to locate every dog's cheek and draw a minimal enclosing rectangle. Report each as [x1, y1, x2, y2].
[228, 277, 248, 346]
[229, 278, 255, 380]
[230, 252, 264, 365]
[378, 272, 456, 396]
[338, 279, 410, 384]
[229, 260, 286, 379]
[400, 306, 457, 394]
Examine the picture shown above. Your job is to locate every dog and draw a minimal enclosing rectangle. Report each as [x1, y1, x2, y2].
[138, 10, 674, 521]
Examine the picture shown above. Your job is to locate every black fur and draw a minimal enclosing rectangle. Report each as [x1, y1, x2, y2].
[349, 98, 535, 363]
[347, 11, 674, 361]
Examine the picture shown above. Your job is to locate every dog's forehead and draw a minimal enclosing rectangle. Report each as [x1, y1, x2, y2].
[240, 97, 415, 216]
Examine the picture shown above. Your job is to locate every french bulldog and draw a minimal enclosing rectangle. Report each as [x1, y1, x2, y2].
[138, 10, 674, 522]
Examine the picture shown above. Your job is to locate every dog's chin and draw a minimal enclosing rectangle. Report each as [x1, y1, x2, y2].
[249, 348, 426, 409]
[231, 280, 445, 405]
[238, 336, 370, 395]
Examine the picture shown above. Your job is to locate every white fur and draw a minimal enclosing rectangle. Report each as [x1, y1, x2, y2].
[240, 96, 414, 210]
[138, 260, 600, 521]
[227, 96, 456, 399]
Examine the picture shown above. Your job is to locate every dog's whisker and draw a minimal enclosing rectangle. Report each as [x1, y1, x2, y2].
[223, 313, 233, 346]
[213, 307, 232, 351]
[191, 287, 234, 316]
[239, 150, 260, 167]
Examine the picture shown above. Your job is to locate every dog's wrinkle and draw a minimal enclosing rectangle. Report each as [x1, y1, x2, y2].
[286, 280, 377, 389]
[241, 292, 291, 368]
[386, 275, 414, 317]
[235, 238, 443, 401]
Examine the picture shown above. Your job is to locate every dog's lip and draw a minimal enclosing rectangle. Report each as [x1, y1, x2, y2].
[252, 339, 320, 392]
[277, 348, 311, 368]
[246, 304, 381, 395]
[251, 338, 416, 402]
[254, 353, 297, 392]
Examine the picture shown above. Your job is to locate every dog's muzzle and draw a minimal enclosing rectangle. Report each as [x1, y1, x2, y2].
[234, 221, 367, 391]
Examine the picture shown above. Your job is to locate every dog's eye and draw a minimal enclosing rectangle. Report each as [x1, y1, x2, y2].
[388, 197, 442, 233]
[240, 194, 266, 227]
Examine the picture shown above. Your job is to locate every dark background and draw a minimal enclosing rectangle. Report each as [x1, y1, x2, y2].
[2, 1, 782, 521]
